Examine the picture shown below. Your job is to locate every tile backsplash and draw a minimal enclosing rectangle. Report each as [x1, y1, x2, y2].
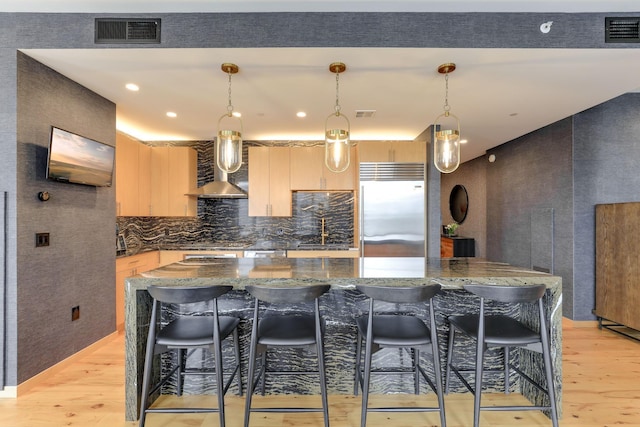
[116, 140, 355, 253]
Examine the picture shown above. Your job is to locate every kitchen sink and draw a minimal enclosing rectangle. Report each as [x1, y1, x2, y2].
[295, 243, 351, 250]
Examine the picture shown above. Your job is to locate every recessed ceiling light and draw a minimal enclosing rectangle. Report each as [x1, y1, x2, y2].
[296, 111, 307, 118]
[166, 112, 177, 118]
[232, 111, 242, 118]
[125, 83, 139, 91]
[460, 139, 468, 144]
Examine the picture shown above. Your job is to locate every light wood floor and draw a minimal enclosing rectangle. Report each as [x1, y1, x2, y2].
[0, 321, 639, 427]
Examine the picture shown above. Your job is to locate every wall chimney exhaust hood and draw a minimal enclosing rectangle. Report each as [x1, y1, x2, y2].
[185, 161, 248, 199]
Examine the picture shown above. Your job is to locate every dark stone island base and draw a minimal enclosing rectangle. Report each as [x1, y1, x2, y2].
[124, 257, 562, 421]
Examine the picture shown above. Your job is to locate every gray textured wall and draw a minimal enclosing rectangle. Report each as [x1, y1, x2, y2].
[440, 156, 488, 258]
[486, 119, 574, 317]
[2, 10, 640, 387]
[573, 93, 640, 321]
[16, 53, 116, 382]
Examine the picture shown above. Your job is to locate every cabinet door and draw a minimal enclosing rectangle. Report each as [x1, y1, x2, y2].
[358, 141, 425, 163]
[115, 251, 159, 331]
[150, 146, 170, 216]
[137, 144, 152, 215]
[248, 147, 272, 216]
[167, 147, 197, 216]
[150, 146, 197, 217]
[115, 132, 140, 216]
[290, 146, 324, 190]
[269, 147, 292, 216]
[248, 147, 291, 217]
[392, 141, 426, 163]
[290, 146, 355, 190]
[358, 141, 393, 162]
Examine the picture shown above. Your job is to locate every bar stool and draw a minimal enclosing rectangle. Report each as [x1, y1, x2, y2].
[138, 285, 242, 427]
[354, 284, 446, 427]
[445, 283, 559, 427]
[243, 284, 331, 427]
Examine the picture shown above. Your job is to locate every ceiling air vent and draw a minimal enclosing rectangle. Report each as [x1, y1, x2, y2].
[605, 17, 640, 43]
[95, 18, 161, 44]
[355, 110, 376, 118]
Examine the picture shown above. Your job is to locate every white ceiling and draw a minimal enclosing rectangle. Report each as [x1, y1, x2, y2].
[9, 1, 640, 162]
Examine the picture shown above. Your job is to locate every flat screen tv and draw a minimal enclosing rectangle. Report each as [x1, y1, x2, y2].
[46, 126, 115, 187]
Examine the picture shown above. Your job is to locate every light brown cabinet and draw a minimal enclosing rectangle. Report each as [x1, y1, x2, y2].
[115, 132, 151, 216]
[116, 137, 197, 217]
[150, 146, 197, 216]
[290, 146, 356, 190]
[115, 251, 159, 331]
[358, 141, 426, 163]
[248, 146, 291, 217]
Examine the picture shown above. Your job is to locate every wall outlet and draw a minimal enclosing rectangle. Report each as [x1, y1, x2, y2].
[35, 232, 50, 247]
[71, 306, 80, 321]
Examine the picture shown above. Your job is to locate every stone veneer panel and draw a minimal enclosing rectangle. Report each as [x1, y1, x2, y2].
[124, 258, 562, 421]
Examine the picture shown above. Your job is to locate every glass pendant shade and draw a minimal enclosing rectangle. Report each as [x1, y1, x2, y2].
[325, 127, 350, 173]
[433, 62, 461, 174]
[216, 115, 243, 173]
[216, 63, 243, 174]
[324, 62, 351, 173]
[433, 112, 460, 173]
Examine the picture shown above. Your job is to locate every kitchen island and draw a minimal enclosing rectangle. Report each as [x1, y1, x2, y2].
[124, 257, 562, 421]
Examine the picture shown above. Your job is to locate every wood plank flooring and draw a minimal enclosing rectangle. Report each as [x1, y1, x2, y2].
[0, 320, 638, 426]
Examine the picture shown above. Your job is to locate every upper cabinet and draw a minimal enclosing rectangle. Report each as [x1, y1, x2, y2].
[290, 146, 356, 191]
[358, 141, 426, 163]
[116, 132, 151, 216]
[248, 146, 292, 217]
[116, 134, 197, 217]
[150, 146, 197, 216]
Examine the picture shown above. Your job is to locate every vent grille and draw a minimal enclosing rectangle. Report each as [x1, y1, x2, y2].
[605, 17, 640, 43]
[95, 19, 161, 44]
[359, 162, 424, 181]
[355, 110, 376, 118]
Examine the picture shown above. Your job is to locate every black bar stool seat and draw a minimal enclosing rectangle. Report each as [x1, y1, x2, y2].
[138, 284, 242, 427]
[354, 284, 446, 427]
[445, 283, 559, 427]
[243, 284, 331, 427]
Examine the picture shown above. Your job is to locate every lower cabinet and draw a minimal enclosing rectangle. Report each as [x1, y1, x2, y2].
[440, 236, 475, 258]
[115, 251, 159, 331]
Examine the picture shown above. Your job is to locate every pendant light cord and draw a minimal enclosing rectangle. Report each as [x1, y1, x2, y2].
[226, 68, 234, 117]
[334, 71, 342, 116]
[443, 72, 451, 115]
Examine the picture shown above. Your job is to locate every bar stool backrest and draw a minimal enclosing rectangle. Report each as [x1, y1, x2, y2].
[147, 285, 234, 304]
[355, 284, 441, 303]
[245, 284, 331, 304]
[463, 283, 546, 304]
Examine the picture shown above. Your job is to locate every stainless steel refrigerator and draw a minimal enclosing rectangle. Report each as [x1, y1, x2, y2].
[359, 163, 426, 257]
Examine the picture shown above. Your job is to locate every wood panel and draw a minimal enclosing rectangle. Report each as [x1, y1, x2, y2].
[115, 251, 159, 332]
[595, 202, 640, 330]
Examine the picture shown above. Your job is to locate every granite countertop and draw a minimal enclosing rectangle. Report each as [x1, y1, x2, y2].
[128, 257, 561, 292]
[117, 242, 357, 258]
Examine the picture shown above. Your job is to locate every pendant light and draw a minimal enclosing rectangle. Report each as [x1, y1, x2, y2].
[325, 62, 351, 173]
[216, 63, 243, 174]
[433, 63, 461, 174]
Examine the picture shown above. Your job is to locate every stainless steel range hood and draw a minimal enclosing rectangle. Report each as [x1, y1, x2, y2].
[185, 160, 248, 199]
